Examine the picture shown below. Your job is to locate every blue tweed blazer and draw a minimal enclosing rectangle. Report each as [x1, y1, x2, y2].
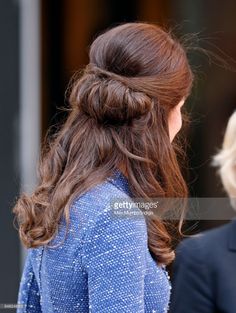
[17, 169, 171, 312]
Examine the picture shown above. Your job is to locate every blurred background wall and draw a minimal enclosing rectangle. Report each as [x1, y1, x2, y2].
[0, 0, 20, 308]
[1, 0, 236, 308]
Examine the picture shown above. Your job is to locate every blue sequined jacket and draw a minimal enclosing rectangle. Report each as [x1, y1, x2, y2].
[17, 169, 171, 312]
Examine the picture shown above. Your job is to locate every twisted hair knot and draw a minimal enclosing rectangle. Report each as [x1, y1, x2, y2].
[71, 64, 155, 125]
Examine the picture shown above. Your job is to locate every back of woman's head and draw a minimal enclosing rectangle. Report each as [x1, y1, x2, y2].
[13, 22, 194, 265]
[71, 23, 192, 125]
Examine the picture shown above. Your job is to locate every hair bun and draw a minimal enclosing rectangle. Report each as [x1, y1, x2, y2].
[71, 64, 154, 126]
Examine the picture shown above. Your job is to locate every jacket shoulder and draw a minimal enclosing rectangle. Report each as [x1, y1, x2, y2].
[176, 221, 234, 263]
[66, 179, 137, 242]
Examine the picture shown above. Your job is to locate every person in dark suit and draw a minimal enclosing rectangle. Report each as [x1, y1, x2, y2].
[169, 111, 236, 313]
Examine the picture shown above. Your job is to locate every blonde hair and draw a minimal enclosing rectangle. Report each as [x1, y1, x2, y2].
[213, 111, 236, 209]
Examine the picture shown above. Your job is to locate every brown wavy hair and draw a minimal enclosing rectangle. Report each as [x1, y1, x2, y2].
[13, 22, 193, 265]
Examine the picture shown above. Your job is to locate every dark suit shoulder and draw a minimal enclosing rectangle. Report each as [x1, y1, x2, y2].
[176, 220, 236, 264]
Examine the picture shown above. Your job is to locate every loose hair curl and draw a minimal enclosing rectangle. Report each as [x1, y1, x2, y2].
[13, 22, 194, 265]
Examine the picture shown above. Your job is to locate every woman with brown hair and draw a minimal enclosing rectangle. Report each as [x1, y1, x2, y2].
[14, 22, 193, 312]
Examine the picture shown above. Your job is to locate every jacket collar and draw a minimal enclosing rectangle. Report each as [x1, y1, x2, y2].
[107, 168, 132, 197]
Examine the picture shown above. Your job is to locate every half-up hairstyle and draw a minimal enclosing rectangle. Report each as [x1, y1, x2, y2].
[13, 22, 194, 265]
